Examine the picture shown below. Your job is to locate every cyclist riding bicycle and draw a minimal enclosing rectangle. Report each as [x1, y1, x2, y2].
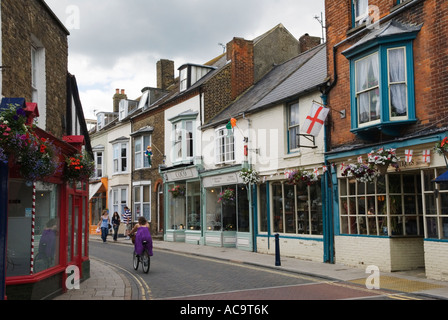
[129, 216, 153, 257]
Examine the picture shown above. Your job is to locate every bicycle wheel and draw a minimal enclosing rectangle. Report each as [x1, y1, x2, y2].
[141, 250, 150, 273]
[133, 251, 139, 270]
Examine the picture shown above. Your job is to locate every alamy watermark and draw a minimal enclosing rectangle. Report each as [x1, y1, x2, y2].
[365, 265, 380, 290]
[64, 5, 81, 30]
[65, 265, 80, 290]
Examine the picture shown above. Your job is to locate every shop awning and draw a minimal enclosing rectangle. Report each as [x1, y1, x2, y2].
[433, 171, 448, 183]
[89, 182, 103, 199]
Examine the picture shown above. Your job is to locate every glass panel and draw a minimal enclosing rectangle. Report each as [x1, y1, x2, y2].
[169, 183, 186, 230]
[442, 218, 448, 240]
[237, 185, 250, 232]
[222, 185, 236, 231]
[309, 182, 322, 235]
[272, 183, 283, 233]
[441, 193, 448, 215]
[258, 184, 268, 232]
[426, 217, 438, 239]
[187, 182, 201, 231]
[284, 184, 295, 234]
[206, 187, 221, 231]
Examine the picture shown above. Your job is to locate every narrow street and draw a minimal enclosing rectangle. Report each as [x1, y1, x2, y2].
[89, 241, 432, 301]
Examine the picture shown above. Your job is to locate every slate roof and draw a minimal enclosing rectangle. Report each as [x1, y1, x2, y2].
[203, 43, 327, 128]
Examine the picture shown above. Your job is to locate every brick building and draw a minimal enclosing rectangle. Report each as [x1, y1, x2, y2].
[322, 0, 448, 279]
[0, 0, 91, 299]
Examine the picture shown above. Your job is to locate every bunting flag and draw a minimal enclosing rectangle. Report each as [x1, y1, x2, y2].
[301, 102, 330, 137]
[423, 149, 431, 163]
[357, 156, 363, 163]
[314, 168, 319, 176]
[405, 149, 413, 163]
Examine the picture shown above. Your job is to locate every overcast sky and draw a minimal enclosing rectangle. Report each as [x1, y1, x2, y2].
[45, 0, 325, 120]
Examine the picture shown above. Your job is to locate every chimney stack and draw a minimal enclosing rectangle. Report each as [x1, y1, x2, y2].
[299, 34, 321, 53]
[157, 59, 175, 90]
[113, 88, 127, 112]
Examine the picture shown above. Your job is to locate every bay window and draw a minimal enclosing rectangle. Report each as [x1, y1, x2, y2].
[344, 21, 421, 136]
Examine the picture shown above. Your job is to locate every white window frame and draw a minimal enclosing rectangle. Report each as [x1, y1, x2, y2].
[31, 35, 46, 129]
[94, 151, 103, 178]
[287, 102, 300, 152]
[113, 142, 128, 174]
[133, 182, 152, 222]
[215, 126, 235, 164]
[171, 120, 195, 164]
[354, 0, 369, 27]
[111, 187, 128, 218]
[134, 135, 152, 170]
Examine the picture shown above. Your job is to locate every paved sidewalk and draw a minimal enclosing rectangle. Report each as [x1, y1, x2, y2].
[54, 235, 448, 300]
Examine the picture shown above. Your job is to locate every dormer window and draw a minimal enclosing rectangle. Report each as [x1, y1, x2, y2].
[119, 99, 138, 121]
[178, 64, 215, 92]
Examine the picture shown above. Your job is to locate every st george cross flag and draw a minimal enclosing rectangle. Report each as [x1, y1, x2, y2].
[405, 149, 413, 163]
[301, 102, 330, 137]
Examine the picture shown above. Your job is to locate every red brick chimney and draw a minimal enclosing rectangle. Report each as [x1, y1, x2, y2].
[227, 37, 254, 100]
[113, 88, 127, 112]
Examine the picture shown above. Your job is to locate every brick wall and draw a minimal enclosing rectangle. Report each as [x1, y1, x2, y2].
[335, 236, 424, 272]
[325, 0, 448, 150]
[203, 64, 232, 123]
[227, 38, 254, 101]
[2, 0, 68, 138]
[132, 110, 165, 235]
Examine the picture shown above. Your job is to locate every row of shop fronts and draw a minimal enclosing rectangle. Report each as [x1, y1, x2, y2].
[161, 131, 448, 280]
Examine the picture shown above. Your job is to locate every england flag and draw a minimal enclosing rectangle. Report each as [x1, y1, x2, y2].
[301, 102, 330, 137]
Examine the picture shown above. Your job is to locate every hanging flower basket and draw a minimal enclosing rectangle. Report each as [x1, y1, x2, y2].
[285, 169, 318, 186]
[218, 188, 235, 205]
[342, 163, 379, 183]
[64, 152, 95, 183]
[0, 103, 59, 182]
[169, 185, 186, 198]
[367, 148, 400, 175]
[434, 137, 448, 158]
[239, 168, 260, 185]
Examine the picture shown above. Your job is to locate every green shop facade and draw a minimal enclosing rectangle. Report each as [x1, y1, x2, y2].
[161, 164, 254, 251]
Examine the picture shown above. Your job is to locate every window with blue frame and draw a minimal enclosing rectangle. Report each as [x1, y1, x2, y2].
[343, 21, 421, 136]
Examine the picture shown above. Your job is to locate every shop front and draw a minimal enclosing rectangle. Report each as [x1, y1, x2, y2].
[163, 165, 201, 244]
[202, 166, 252, 251]
[255, 171, 325, 262]
[0, 101, 90, 299]
[327, 134, 448, 278]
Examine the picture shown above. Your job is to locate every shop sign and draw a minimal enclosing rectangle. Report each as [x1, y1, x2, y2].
[165, 167, 199, 182]
[203, 172, 243, 188]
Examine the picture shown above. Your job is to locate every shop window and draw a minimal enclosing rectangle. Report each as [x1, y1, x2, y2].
[258, 183, 268, 233]
[187, 181, 201, 230]
[339, 173, 423, 236]
[7, 180, 59, 276]
[168, 182, 186, 230]
[205, 184, 248, 232]
[424, 169, 448, 239]
[271, 181, 323, 235]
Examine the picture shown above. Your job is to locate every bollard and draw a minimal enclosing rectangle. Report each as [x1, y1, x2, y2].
[275, 233, 281, 266]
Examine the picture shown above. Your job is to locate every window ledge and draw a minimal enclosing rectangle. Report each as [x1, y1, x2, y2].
[351, 118, 418, 138]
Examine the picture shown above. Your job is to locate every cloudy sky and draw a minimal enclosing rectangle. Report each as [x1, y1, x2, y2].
[45, 0, 325, 120]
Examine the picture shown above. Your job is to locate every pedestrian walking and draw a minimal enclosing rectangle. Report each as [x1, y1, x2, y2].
[122, 206, 132, 239]
[97, 210, 110, 243]
[112, 211, 120, 241]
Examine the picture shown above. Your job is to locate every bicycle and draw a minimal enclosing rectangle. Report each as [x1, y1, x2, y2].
[132, 240, 150, 273]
